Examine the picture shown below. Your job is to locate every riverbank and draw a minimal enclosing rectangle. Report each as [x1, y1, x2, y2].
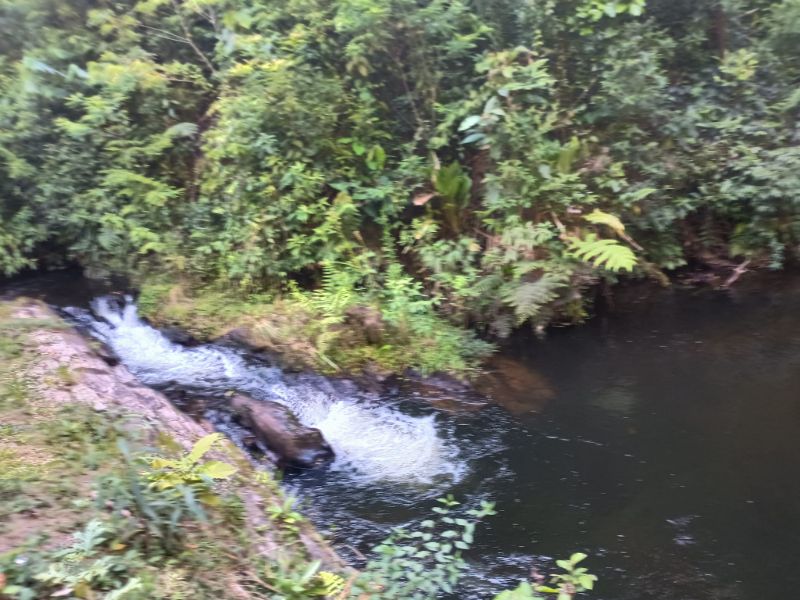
[136, 279, 494, 381]
[0, 298, 345, 599]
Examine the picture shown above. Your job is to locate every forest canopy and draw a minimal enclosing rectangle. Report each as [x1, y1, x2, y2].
[1, 0, 799, 370]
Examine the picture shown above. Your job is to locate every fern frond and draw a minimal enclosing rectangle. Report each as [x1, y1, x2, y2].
[502, 273, 568, 324]
[567, 235, 637, 272]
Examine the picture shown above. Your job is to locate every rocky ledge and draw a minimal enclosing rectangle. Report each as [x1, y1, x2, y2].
[6, 298, 344, 569]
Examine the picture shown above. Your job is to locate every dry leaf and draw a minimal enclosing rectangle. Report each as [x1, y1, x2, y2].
[412, 193, 435, 206]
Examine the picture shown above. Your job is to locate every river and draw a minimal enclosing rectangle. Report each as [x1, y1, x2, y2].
[3, 270, 799, 599]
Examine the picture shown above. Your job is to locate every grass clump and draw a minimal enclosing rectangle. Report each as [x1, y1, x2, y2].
[0, 416, 340, 600]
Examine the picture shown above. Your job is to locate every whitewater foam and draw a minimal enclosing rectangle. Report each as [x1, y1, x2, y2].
[77, 296, 465, 485]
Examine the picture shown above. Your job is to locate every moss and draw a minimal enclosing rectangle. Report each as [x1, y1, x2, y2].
[137, 279, 493, 379]
[138, 280, 274, 338]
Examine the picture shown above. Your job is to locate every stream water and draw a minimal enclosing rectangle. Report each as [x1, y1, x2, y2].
[3, 270, 800, 599]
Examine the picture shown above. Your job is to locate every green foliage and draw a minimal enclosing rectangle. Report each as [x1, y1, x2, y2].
[3, 0, 800, 373]
[266, 496, 306, 537]
[567, 235, 638, 272]
[353, 496, 497, 599]
[255, 558, 332, 599]
[1, 520, 144, 600]
[493, 553, 597, 600]
[0, 418, 337, 600]
[577, 0, 647, 22]
[142, 433, 237, 504]
[288, 260, 494, 376]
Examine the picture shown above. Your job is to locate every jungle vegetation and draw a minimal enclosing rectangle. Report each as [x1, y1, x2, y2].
[1, 0, 799, 374]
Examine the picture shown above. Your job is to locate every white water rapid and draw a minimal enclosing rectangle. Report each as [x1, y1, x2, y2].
[69, 296, 465, 485]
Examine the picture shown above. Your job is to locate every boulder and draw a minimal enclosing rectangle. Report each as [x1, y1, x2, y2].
[397, 370, 488, 413]
[230, 394, 334, 469]
[160, 326, 199, 346]
[344, 305, 385, 345]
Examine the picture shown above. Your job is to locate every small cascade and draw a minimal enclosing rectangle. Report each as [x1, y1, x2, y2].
[73, 296, 466, 485]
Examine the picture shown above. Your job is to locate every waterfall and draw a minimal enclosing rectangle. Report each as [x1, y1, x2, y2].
[73, 296, 465, 485]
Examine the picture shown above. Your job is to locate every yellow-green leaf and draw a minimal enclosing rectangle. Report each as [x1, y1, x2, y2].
[198, 460, 237, 479]
[584, 209, 626, 235]
[187, 433, 223, 464]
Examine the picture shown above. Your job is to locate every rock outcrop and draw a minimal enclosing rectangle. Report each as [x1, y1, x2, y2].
[230, 393, 335, 469]
[9, 299, 344, 569]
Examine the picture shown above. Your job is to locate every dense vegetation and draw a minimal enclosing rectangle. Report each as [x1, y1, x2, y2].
[2, 0, 799, 374]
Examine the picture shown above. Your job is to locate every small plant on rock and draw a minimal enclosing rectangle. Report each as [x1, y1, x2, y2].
[141, 433, 237, 505]
[267, 496, 305, 537]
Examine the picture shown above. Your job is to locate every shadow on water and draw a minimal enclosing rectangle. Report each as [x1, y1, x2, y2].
[3, 269, 800, 599]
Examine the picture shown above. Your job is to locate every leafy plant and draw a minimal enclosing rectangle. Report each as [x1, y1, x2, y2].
[495, 553, 598, 600]
[253, 557, 332, 600]
[353, 496, 497, 599]
[142, 433, 237, 504]
[2, 520, 144, 600]
[266, 497, 306, 537]
[95, 436, 234, 553]
[432, 162, 472, 234]
[567, 235, 638, 272]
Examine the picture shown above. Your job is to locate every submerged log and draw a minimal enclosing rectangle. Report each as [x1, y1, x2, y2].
[230, 393, 334, 469]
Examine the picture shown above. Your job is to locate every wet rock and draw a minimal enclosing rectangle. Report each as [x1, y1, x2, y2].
[398, 370, 488, 413]
[474, 356, 555, 415]
[344, 305, 385, 345]
[230, 393, 334, 469]
[92, 339, 120, 366]
[212, 328, 278, 366]
[160, 326, 199, 346]
[215, 327, 264, 349]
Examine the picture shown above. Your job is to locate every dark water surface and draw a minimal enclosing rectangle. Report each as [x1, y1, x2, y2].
[4, 270, 800, 599]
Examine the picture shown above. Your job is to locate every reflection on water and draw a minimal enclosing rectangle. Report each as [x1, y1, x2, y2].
[475, 356, 556, 415]
[4, 270, 800, 599]
[477, 278, 800, 599]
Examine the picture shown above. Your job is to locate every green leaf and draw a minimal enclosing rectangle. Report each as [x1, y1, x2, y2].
[584, 209, 625, 235]
[502, 274, 569, 324]
[462, 132, 486, 145]
[165, 122, 199, 138]
[567, 235, 637, 272]
[557, 136, 581, 174]
[198, 460, 238, 479]
[570, 552, 588, 564]
[494, 582, 536, 599]
[187, 433, 223, 464]
[579, 574, 597, 590]
[459, 115, 482, 131]
[624, 187, 657, 203]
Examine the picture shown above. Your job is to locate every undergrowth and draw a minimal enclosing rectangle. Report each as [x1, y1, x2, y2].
[138, 272, 493, 379]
